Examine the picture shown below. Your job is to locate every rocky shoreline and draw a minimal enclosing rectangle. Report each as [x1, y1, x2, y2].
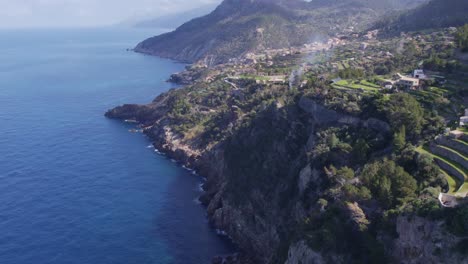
[105, 107, 250, 263]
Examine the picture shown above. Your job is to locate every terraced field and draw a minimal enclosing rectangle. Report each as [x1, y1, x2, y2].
[418, 135, 468, 194]
[332, 79, 380, 92]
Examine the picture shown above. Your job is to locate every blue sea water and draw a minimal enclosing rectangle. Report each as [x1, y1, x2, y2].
[0, 28, 233, 264]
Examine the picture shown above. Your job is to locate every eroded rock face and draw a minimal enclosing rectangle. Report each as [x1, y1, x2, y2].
[299, 97, 341, 124]
[284, 241, 326, 264]
[298, 165, 312, 195]
[169, 72, 195, 85]
[392, 216, 466, 264]
[344, 202, 369, 232]
[298, 97, 391, 134]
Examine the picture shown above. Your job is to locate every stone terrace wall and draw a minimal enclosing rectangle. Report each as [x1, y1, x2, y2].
[436, 137, 468, 156]
[430, 144, 468, 171]
[434, 159, 465, 182]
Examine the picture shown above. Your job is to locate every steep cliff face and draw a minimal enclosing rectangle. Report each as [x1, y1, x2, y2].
[204, 105, 310, 263]
[107, 100, 311, 263]
[392, 216, 467, 264]
[106, 92, 374, 263]
[282, 215, 468, 264]
[284, 241, 326, 264]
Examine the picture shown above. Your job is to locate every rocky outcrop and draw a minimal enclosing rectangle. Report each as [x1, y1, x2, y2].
[344, 202, 369, 232]
[298, 165, 312, 195]
[105, 104, 155, 122]
[299, 97, 343, 124]
[168, 67, 209, 85]
[392, 216, 467, 264]
[299, 97, 391, 133]
[284, 241, 326, 264]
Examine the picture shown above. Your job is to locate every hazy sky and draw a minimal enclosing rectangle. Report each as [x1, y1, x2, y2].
[0, 0, 221, 28]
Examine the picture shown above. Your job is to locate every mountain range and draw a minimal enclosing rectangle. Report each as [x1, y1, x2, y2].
[133, 3, 219, 30]
[375, 0, 468, 34]
[134, 0, 431, 64]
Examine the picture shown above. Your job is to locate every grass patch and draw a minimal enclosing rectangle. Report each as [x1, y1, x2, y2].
[455, 139, 468, 146]
[458, 127, 468, 134]
[361, 80, 380, 88]
[238, 75, 270, 81]
[458, 183, 468, 194]
[408, 90, 442, 104]
[333, 79, 379, 92]
[428, 86, 449, 95]
[442, 169, 460, 194]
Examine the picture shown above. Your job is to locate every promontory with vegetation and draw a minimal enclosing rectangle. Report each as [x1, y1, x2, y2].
[107, 0, 468, 263]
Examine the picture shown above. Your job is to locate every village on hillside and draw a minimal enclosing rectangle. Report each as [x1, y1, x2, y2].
[171, 25, 468, 207]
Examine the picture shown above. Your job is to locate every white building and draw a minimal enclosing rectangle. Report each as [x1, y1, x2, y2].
[413, 69, 427, 79]
[460, 116, 468, 127]
[396, 73, 420, 89]
[460, 109, 468, 127]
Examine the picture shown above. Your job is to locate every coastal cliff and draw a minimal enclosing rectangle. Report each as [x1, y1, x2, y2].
[106, 75, 467, 263]
[109, 1, 468, 262]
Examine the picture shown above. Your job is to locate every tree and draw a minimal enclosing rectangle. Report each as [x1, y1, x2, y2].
[393, 125, 406, 152]
[336, 167, 355, 181]
[374, 65, 389, 75]
[361, 159, 417, 208]
[447, 205, 468, 236]
[343, 184, 372, 202]
[328, 133, 339, 149]
[456, 24, 468, 52]
[383, 94, 424, 140]
[352, 139, 370, 163]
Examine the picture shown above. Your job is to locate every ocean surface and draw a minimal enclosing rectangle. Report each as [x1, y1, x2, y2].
[0, 28, 233, 264]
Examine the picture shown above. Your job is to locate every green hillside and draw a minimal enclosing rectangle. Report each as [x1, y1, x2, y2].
[376, 0, 468, 33]
[135, 0, 426, 64]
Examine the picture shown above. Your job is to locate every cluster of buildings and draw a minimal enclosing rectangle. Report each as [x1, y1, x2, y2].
[381, 69, 437, 90]
[243, 37, 346, 65]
